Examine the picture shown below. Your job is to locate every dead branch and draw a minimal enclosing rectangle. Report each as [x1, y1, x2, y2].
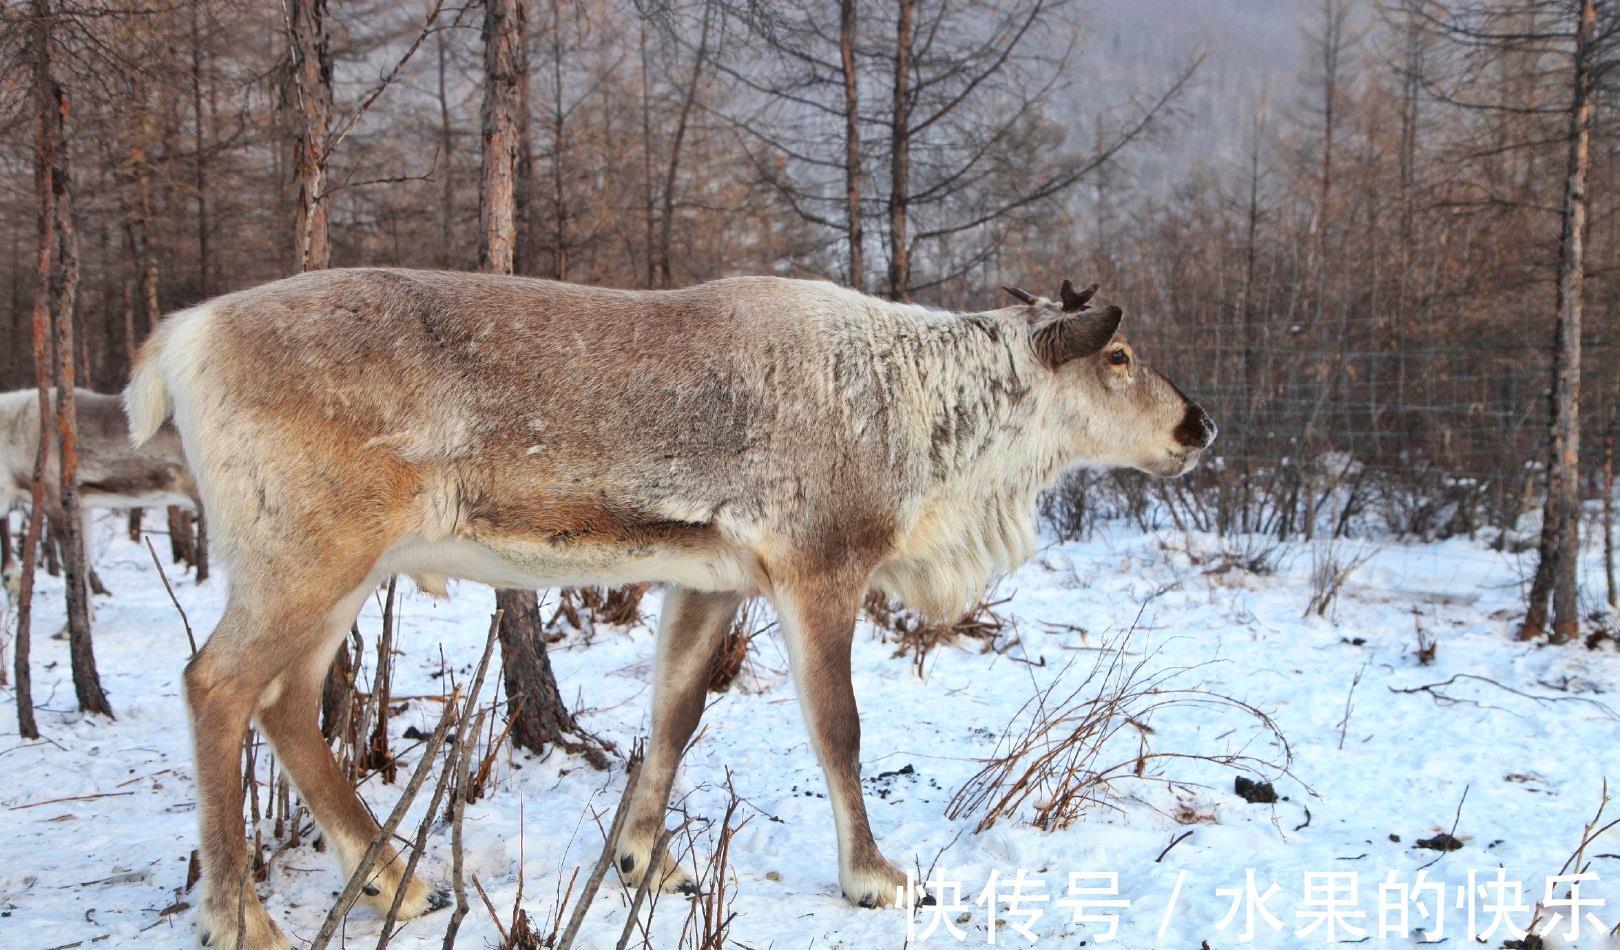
[143, 535, 194, 655]
[1389, 673, 1619, 720]
[947, 623, 1296, 834]
[614, 819, 688, 950]
[865, 591, 1014, 676]
[1335, 660, 1369, 750]
[308, 685, 460, 950]
[557, 744, 644, 950]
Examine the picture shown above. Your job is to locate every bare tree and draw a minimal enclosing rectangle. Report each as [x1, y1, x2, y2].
[27, 0, 110, 718]
[886, 0, 913, 299]
[1524, 0, 1597, 643]
[839, 0, 863, 289]
[540, 0, 568, 279]
[185, 0, 212, 580]
[480, 0, 607, 765]
[435, 14, 461, 267]
[12, 0, 56, 737]
[480, 0, 522, 274]
[717, 0, 871, 286]
[654, 0, 714, 287]
[1416, 0, 1620, 642]
[727, 0, 1197, 302]
[286, 0, 334, 271]
[286, 0, 446, 726]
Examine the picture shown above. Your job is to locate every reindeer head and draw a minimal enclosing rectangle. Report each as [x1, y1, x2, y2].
[1003, 280, 1215, 478]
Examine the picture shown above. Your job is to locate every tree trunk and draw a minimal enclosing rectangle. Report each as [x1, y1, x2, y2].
[1603, 419, 1615, 611]
[480, 0, 522, 275]
[655, 2, 711, 288]
[515, 7, 535, 276]
[194, 504, 209, 582]
[886, 0, 913, 301]
[31, 0, 108, 717]
[493, 590, 603, 765]
[12, 0, 62, 738]
[639, 25, 657, 288]
[546, 0, 568, 280]
[319, 637, 354, 740]
[289, 0, 333, 272]
[1546, 0, 1593, 645]
[1239, 109, 1263, 533]
[840, 0, 864, 291]
[480, 0, 602, 765]
[191, 0, 211, 297]
[290, 0, 345, 717]
[1525, 0, 1593, 644]
[118, 116, 143, 543]
[188, 2, 211, 582]
[436, 26, 456, 267]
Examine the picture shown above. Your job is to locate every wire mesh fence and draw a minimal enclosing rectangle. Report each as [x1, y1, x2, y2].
[1048, 313, 1616, 546]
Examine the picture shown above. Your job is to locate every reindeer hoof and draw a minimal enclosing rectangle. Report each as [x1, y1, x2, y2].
[427, 889, 452, 912]
[675, 879, 697, 896]
[841, 859, 925, 909]
[845, 887, 932, 909]
[615, 843, 692, 894]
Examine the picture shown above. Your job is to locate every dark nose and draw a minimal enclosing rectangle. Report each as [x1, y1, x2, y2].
[1174, 403, 1216, 449]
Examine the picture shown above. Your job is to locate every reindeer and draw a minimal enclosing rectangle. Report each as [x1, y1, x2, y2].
[125, 268, 1215, 949]
[1, 388, 196, 594]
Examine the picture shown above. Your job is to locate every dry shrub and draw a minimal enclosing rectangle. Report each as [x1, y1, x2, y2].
[1039, 470, 1098, 542]
[1414, 616, 1438, 665]
[708, 600, 771, 693]
[553, 583, 650, 636]
[1512, 781, 1620, 947]
[1305, 539, 1377, 618]
[506, 909, 544, 949]
[674, 772, 750, 949]
[473, 874, 545, 950]
[1185, 534, 1282, 579]
[601, 770, 750, 949]
[865, 591, 1013, 675]
[947, 624, 1293, 834]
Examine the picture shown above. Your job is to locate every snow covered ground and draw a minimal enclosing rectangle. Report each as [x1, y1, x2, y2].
[3, 512, 1618, 948]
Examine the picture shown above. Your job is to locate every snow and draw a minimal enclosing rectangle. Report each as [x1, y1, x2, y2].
[3, 512, 1618, 948]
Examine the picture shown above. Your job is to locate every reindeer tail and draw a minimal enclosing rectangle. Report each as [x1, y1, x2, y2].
[124, 349, 171, 447]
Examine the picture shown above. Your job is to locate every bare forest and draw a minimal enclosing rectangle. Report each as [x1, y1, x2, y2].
[2, 0, 1620, 946]
[3, 0, 1616, 632]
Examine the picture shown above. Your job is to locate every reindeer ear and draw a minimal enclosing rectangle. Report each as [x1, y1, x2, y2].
[1032, 305, 1123, 368]
[1001, 285, 1038, 306]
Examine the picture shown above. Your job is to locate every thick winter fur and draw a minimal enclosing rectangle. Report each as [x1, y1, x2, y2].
[128, 268, 1213, 948]
[1, 388, 195, 587]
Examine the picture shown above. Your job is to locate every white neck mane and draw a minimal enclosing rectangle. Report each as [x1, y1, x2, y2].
[868, 303, 1070, 620]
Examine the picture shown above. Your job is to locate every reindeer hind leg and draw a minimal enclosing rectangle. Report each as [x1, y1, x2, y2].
[254, 578, 446, 922]
[185, 600, 292, 950]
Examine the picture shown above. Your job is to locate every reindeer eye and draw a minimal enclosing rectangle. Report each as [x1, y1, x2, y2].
[1109, 349, 1129, 366]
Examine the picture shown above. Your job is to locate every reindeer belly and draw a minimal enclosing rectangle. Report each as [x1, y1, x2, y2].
[387, 482, 755, 594]
[384, 534, 751, 594]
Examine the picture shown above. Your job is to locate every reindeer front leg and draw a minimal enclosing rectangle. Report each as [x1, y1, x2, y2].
[775, 573, 915, 908]
[615, 587, 743, 893]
